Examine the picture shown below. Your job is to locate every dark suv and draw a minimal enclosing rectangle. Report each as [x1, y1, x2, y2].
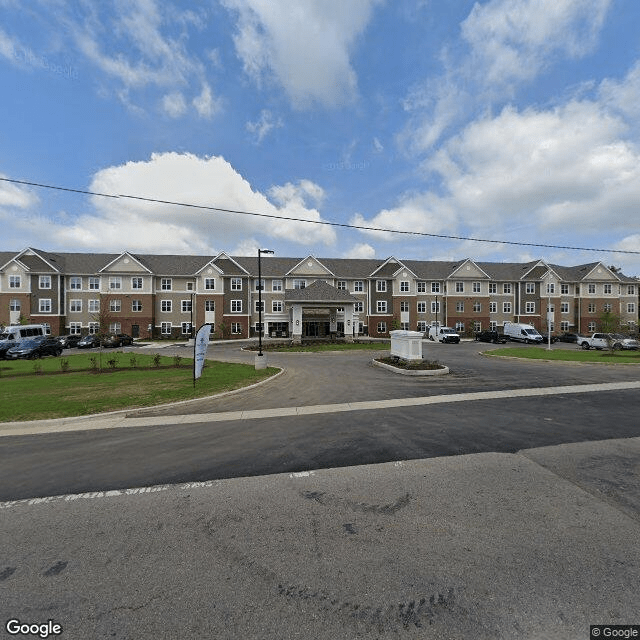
[474, 330, 507, 344]
[101, 333, 134, 348]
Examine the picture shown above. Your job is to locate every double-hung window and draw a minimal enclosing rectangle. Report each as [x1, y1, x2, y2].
[231, 300, 242, 313]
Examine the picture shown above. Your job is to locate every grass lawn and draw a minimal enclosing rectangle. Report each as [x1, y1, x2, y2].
[246, 342, 389, 353]
[0, 352, 279, 422]
[486, 347, 640, 364]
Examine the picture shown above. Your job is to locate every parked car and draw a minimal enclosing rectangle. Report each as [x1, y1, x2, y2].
[474, 330, 507, 344]
[77, 334, 101, 349]
[6, 336, 62, 359]
[101, 333, 134, 348]
[557, 333, 579, 343]
[56, 334, 82, 349]
[0, 340, 16, 359]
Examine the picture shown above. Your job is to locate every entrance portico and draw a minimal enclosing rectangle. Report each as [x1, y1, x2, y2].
[285, 280, 360, 344]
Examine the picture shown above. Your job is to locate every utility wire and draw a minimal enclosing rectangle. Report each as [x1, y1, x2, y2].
[2, 176, 639, 255]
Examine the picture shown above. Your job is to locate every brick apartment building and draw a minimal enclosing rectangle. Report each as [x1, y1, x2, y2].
[0, 248, 638, 339]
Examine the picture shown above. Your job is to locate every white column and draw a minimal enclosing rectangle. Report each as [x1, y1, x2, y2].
[291, 304, 303, 344]
[344, 304, 355, 342]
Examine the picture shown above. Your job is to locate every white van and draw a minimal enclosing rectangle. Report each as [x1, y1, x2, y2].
[0, 324, 49, 344]
[503, 321, 543, 344]
[428, 326, 460, 343]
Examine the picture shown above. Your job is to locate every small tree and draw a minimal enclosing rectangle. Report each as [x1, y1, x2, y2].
[90, 294, 116, 372]
[599, 310, 621, 352]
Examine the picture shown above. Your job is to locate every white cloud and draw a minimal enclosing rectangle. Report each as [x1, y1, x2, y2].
[599, 60, 640, 120]
[162, 91, 187, 117]
[246, 109, 283, 143]
[351, 192, 459, 241]
[461, 0, 611, 88]
[403, 0, 612, 152]
[222, 0, 381, 108]
[0, 176, 39, 209]
[42, 153, 335, 253]
[192, 82, 221, 118]
[344, 243, 375, 259]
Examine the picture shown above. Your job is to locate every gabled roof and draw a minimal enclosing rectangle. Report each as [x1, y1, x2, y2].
[448, 258, 491, 279]
[284, 280, 359, 304]
[11, 247, 62, 273]
[284, 255, 335, 277]
[370, 257, 405, 278]
[100, 251, 152, 274]
[213, 252, 249, 276]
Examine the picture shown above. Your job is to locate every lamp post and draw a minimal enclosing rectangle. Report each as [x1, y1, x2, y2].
[256, 248, 274, 366]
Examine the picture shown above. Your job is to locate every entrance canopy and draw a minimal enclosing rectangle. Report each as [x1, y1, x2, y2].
[284, 280, 360, 342]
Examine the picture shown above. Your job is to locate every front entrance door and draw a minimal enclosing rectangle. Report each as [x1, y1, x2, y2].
[131, 324, 140, 338]
[303, 321, 320, 337]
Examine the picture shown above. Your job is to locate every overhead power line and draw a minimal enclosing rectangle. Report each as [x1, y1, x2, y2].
[2, 176, 639, 255]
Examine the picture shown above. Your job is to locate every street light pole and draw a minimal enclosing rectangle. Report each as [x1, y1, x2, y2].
[257, 248, 274, 359]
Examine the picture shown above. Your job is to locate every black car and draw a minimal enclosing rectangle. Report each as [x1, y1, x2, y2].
[6, 337, 63, 359]
[557, 333, 579, 343]
[474, 330, 507, 344]
[77, 334, 101, 349]
[101, 333, 134, 348]
[57, 334, 82, 349]
[0, 339, 18, 359]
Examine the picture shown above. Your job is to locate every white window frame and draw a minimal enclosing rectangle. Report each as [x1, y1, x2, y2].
[376, 280, 387, 292]
[417, 302, 426, 313]
[456, 301, 464, 312]
[604, 284, 612, 294]
[455, 282, 464, 293]
[9, 299, 20, 311]
[337, 280, 347, 290]
[231, 322, 242, 334]
[431, 282, 440, 293]
[293, 279, 306, 290]
[39, 298, 52, 313]
[231, 300, 242, 313]
[525, 282, 535, 294]
[503, 302, 512, 313]
[400, 301, 409, 312]
[489, 302, 497, 313]
[69, 299, 82, 313]
[377, 300, 387, 313]
[161, 322, 172, 335]
[205, 300, 215, 312]
[489, 283, 497, 294]
[272, 300, 283, 313]
[181, 322, 192, 335]
[561, 284, 569, 295]
[204, 278, 216, 291]
[70, 277, 82, 290]
[417, 321, 427, 332]
[628, 303, 636, 314]
[473, 302, 482, 313]
[400, 281, 409, 292]
[431, 301, 440, 313]
[109, 277, 122, 290]
[353, 281, 364, 292]
[525, 302, 535, 314]
[132, 299, 143, 312]
[272, 280, 283, 292]
[561, 302, 569, 313]
[89, 277, 100, 290]
[9, 275, 21, 288]
[254, 279, 265, 291]
[69, 322, 82, 335]
[503, 283, 512, 294]
[161, 278, 172, 291]
[132, 277, 143, 290]
[110, 299, 121, 312]
[354, 301, 364, 313]
[39, 275, 51, 289]
[161, 300, 172, 313]
[377, 322, 387, 333]
[546, 283, 555, 294]
[255, 300, 265, 313]
[472, 282, 481, 293]
[588, 284, 596, 294]
[88, 300, 100, 313]
[181, 300, 192, 313]
[417, 281, 426, 293]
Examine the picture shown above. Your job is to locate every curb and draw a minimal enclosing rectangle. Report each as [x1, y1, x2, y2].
[372, 359, 449, 376]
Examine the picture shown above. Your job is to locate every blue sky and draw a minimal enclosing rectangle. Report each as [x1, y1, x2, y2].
[2, 0, 640, 274]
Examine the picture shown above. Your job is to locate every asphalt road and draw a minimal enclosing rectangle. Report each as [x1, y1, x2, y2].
[1, 340, 639, 501]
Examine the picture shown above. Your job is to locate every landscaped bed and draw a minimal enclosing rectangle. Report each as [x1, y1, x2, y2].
[0, 352, 279, 422]
[373, 357, 449, 376]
